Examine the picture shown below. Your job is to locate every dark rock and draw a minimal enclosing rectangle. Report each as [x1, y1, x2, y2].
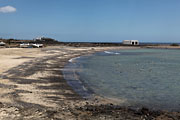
[141, 107, 149, 115]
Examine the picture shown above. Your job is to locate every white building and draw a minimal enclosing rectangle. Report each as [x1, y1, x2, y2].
[34, 36, 44, 41]
[20, 43, 43, 48]
[122, 40, 139, 45]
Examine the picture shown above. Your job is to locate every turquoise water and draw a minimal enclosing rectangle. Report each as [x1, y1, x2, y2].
[65, 49, 180, 111]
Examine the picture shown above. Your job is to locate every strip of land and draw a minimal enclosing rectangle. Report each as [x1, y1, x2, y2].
[0, 45, 180, 120]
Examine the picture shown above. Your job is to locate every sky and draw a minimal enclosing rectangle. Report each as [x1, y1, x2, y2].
[0, 0, 180, 43]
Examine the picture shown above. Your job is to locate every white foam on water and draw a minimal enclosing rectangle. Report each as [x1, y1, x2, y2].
[104, 51, 120, 55]
[69, 56, 81, 62]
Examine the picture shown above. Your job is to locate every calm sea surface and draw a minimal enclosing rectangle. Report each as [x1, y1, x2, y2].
[64, 48, 180, 111]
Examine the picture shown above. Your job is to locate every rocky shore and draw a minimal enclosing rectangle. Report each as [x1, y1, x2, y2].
[0, 46, 180, 120]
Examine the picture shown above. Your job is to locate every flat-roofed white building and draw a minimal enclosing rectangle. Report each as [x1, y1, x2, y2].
[122, 40, 139, 45]
[20, 43, 43, 48]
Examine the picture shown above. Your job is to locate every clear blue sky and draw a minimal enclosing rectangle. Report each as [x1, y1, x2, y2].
[0, 0, 180, 42]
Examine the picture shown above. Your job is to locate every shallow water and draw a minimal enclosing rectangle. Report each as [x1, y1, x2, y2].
[64, 48, 180, 111]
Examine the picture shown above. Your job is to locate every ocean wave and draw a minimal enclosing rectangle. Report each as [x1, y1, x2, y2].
[104, 51, 120, 55]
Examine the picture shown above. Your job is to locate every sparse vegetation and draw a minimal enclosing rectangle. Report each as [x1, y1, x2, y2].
[170, 43, 179, 46]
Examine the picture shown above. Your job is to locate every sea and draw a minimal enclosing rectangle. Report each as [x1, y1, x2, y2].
[63, 48, 180, 111]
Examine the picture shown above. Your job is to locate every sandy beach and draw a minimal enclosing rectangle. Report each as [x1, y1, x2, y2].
[0, 46, 180, 120]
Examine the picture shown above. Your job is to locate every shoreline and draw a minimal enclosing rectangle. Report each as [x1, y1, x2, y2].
[57, 46, 180, 120]
[63, 50, 128, 104]
[0, 46, 180, 119]
[62, 47, 180, 112]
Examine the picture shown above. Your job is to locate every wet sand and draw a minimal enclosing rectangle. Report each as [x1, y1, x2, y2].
[0, 46, 180, 120]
